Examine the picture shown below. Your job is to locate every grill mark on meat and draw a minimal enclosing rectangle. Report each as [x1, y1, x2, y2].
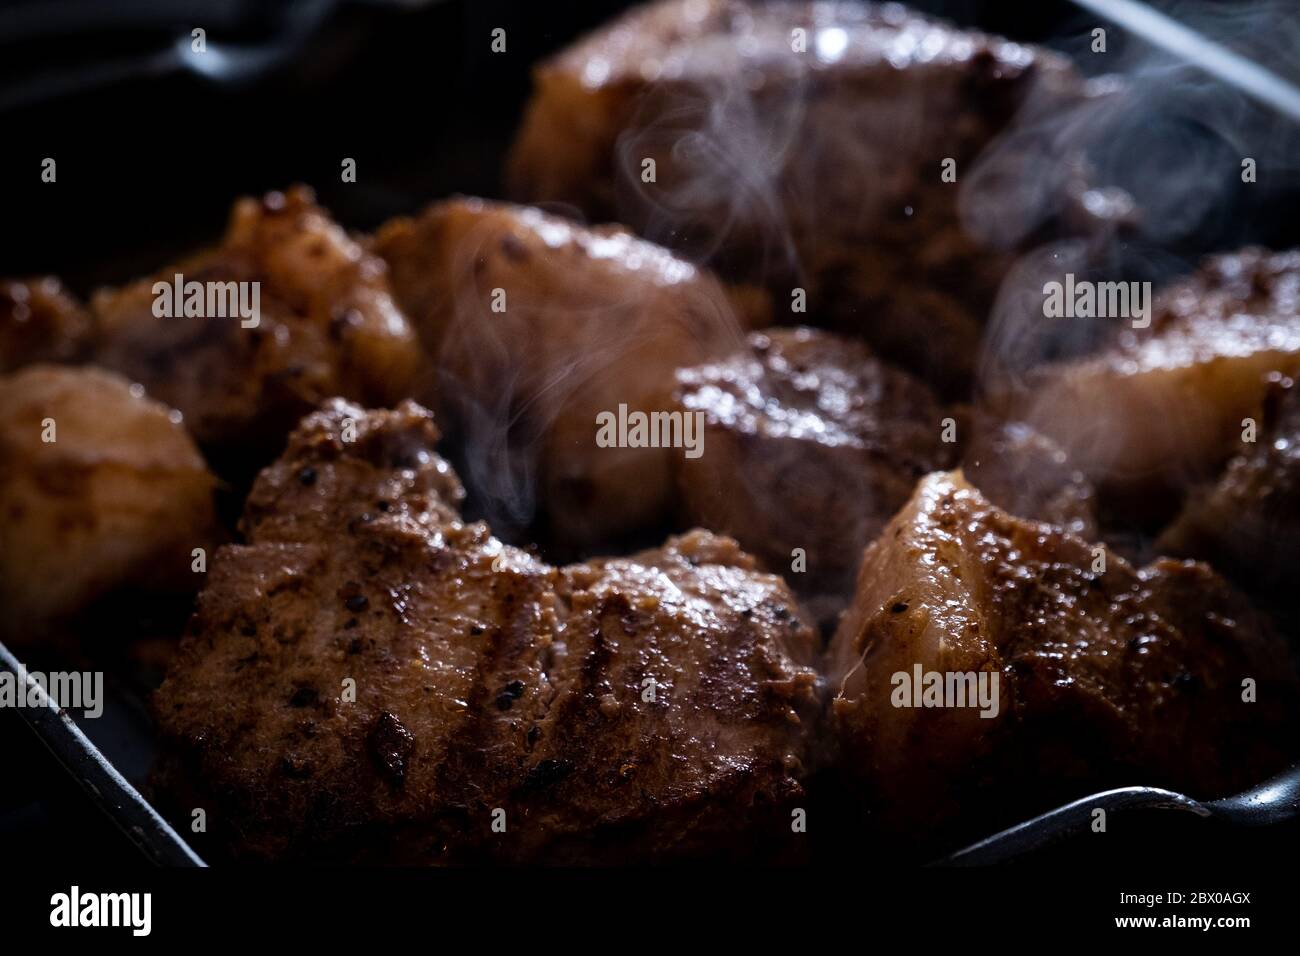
[515, 597, 621, 802]
[153, 401, 822, 862]
[430, 577, 516, 809]
[578, 605, 617, 704]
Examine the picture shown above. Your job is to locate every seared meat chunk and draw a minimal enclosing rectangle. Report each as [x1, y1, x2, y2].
[675, 327, 952, 610]
[673, 328, 1098, 615]
[373, 197, 755, 548]
[0, 276, 92, 372]
[1017, 249, 1300, 501]
[827, 471, 1298, 842]
[507, 0, 1090, 392]
[153, 399, 821, 863]
[959, 410, 1097, 541]
[514, 530, 821, 862]
[91, 186, 422, 471]
[1158, 376, 1300, 616]
[0, 365, 216, 644]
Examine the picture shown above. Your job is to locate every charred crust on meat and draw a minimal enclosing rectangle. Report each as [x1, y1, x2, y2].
[494, 679, 526, 712]
[367, 711, 415, 786]
[521, 758, 572, 793]
[152, 400, 822, 862]
[288, 686, 318, 708]
[281, 755, 313, 779]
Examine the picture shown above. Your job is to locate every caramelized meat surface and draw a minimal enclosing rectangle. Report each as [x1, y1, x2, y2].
[1017, 249, 1300, 499]
[959, 410, 1097, 541]
[508, 0, 1089, 392]
[0, 365, 216, 644]
[674, 328, 1099, 617]
[91, 186, 422, 471]
[153, 400, 821, 863]
[827, 471, 1298, 842]
[373, 197, 756, 548]
[0, 276, 93, 373]
[675, 327, 952, 611]
[1158, 377, 1300, 617]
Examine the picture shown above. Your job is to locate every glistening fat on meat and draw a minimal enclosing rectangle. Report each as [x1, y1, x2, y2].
[372, 196, 763, 549]
[507, 0, 1106, 393]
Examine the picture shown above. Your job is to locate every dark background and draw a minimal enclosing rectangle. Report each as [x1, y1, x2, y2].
[2, 0, 1299, 869]
[3, 0, 1299, 290]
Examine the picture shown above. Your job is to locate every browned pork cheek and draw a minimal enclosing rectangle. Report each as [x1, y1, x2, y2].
[826, 471, 1298, 842]
[90, 186, 422, 472]
[153, 399, 823, 864]
[675, 326, 952, 611]
[508, 0, 1103, 394]
[373, 196, 759, 549]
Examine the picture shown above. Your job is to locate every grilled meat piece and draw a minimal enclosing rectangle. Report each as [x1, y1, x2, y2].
[373, 197, 756, 549]
[826, 471, 1298, 843]
[958, 410, 1097, 541]
[153, 399, 821, 863]
[673, 328, 1099, 618]
[0, 276, 93, 372]
[521, 531, 821, 862]
[90, 186, 422, 472]
[1157, 376, 1300, 620]
[0, 365, 216, 644]
[1016, 249, 1300, 505]
[675, 327, 953, 611]
[507, 0, 1090, 393]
